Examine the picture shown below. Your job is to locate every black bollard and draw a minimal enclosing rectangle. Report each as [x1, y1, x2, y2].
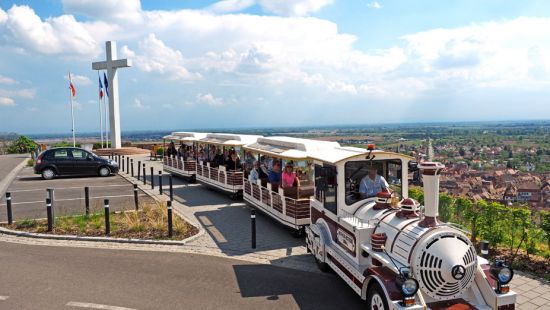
[143, 165, 146, 185]
[169, 174, 173, 201]
[46, 188, 55, 225]
[133, 184, 139, 211]
[5, 192, 12, 225]
[131, 159, 134, 177]
[150, 167, 154, 189]
[122, 155, 125, 172]
[84, 186, 90, 216]
[126, 157, 130, 174]
[118, 155, 121, 166]
[251, 209, 256, 249]
[137, 161, 141, 180]
[46, 198, 53, 232]
[104, 199, 110, 235]
[159, 171, 163, 195]
[167, 200, 173, 238]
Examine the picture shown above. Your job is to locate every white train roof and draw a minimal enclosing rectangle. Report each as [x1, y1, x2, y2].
[200, 133, 262, 146]
[163, 132, 207, 142]
[244, 136, 340, 160]
[310, 146, 415, 164]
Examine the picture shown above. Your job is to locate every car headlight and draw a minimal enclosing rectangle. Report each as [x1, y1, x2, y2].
[401, 278, 419, 297]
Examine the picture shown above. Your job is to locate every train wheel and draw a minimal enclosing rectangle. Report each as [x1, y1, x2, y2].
[366, 282, 389, 310]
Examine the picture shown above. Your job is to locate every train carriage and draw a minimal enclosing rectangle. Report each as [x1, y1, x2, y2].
[162, 132, 207, 181]
[242, 136, 341, 234]
[196, 133, 261, 198]
[306, 148, 517, 309]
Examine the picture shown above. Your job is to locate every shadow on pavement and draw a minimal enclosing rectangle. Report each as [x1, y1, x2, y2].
[232, 263, 363, 310]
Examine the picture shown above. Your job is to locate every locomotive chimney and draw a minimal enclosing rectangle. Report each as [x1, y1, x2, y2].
[418, 162, 445, 228]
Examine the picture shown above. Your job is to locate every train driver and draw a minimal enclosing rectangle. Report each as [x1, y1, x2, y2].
[359, 166, 389, 198]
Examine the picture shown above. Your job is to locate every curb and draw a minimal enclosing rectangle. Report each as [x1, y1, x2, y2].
[0, 155, 29, 199]
[0, 226, 185, 246]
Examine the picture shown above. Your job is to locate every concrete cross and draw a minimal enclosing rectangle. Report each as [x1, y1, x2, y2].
[92, 41, 132, 149]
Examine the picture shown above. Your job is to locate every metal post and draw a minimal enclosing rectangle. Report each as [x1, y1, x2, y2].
[46, 188, 55, 225]
[104, 199, 110, 235]
[84, 186, 90, 216]
[131, 159, 134, 177]
[143, 165, 146, 185]
[159, 171, 163, 195]
[251, 209, 256, 249]
[151, 167, 155, 189]
[6, 192, 12, 225]
[137, 161, 141, 180]
[169, 174, 173, 201]
[122, 155, 125, 172]
[480, 240, 489, 258]
[167, 201, 173, 238]
[126, 157, 130, 174]
[118, 155, 121, 166]
[133, 184, 139, 211]
[46, 198, 53, 232]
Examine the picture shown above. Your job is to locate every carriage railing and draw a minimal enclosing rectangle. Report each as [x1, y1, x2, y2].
[244, 180, 311, 222]
[196, 162, 243, 188]
[164, 156, 198, 173]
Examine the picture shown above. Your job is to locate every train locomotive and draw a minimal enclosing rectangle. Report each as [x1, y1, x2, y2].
[306, 157, 517, 309]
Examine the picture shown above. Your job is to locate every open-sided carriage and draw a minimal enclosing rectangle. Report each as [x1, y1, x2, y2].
[305, 147, 517, 309]
[195, 133, 261, 199]
[162, 132, 207, 181]
[242, 136, 340, 234]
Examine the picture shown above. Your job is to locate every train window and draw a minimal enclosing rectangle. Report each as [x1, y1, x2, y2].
[315, 164, 337, 214]
[344, 160, 403, 205]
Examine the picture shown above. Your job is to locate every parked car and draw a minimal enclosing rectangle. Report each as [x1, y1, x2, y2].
[34, 147, 119, 180]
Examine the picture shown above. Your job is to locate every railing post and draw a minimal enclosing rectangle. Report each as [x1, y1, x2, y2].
[104, 199, 110, 235]
[159, 171, 163, 195]
[46, 198, 53, 232]
[6, 192, 13, 225]
[169, 174, 173, 201]
[167, 201, 173, 238]
[251, 209, 256, 249]
[84, 186, 90, 216]
[133, 184, 139, 211]
[150, 167, 154, 189]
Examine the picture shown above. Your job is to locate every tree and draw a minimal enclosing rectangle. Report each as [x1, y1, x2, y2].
[439, 193, 455, 222]
[7, 136, 36, 154]
[540, 211, 550, 250]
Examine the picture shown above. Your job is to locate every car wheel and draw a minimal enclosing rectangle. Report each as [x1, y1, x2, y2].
[367, 281, 389, 310]
[42, 168, 55, 180]
[99, 166, 111, 177]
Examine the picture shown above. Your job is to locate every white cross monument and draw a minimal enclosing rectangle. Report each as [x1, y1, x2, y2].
[92, 41, 132, 149]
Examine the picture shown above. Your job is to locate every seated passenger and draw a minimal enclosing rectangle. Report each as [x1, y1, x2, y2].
[248, 161, 260, 183]
[167, 141, 177, 157]
[268, 161, 282, 186]
[213, 149, 225, 167]
[282, 163, 299, 188]
[226, 152, 242, 171]
[359, 166, 389, 198]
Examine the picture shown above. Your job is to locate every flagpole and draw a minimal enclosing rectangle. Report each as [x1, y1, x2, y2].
[69, 71, 76, 147]
[98, 71, 104, 148]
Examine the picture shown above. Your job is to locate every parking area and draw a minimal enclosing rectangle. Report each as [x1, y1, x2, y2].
[0, 166, 153, 222]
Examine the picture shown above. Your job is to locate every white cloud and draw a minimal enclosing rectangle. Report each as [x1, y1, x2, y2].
[65, 74, 92, 86]
[258, 0, 333, 16]
[0, 75, 17, 85]
[132, 98, 149, 109]
[121, 34, 198, 80]
[0, 97, 15, 106]
[367, 2, 382, 9]
[208, 0, 256, 13]
[0, 5, 100, 56]
[0, 88, 36, 99]
[196, 93, 224, 106]
[62, 0, 143, 24]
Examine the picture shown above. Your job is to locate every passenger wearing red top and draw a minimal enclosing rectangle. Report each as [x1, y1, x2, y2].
[282, 162, 300, 188]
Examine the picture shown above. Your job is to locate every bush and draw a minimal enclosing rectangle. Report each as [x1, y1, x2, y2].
[156, 147, 164, 156]
[7, 136, 36, 154]
[52, 141, 81, 148]
[26, 159, 34, 167]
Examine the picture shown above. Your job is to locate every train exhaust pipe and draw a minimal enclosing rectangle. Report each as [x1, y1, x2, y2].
[418, 162, 445, 228]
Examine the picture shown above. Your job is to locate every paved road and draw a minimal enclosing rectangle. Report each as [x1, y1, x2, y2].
[0, 167, 153, 221]
[0, 241, 364, 310]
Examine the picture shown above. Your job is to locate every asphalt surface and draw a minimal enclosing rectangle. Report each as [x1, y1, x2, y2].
[0, 241, 364, 310]
[0, 167, 152, 222]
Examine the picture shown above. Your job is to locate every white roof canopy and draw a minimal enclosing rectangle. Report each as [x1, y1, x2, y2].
[163, 132, 207, 142]
[200, 133, 261, 146]
[245, 136, 340, 160]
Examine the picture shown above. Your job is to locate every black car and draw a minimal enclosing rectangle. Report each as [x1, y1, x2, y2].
[34, 147, 119, 180]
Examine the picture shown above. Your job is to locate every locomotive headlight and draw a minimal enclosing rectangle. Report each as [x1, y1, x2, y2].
[490, 260, 514, 294]
[401, 278, 419, 296]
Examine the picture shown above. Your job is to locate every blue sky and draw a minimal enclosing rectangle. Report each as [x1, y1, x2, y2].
[0, 0, 549, 135]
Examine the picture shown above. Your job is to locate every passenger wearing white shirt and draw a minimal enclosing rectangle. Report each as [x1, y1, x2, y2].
[248, 161, 260, 183]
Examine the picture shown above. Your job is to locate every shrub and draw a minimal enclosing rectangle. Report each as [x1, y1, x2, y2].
[7, 136, 36, 154]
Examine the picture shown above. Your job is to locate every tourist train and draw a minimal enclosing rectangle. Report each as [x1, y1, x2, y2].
[162, 132, 517, 309]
